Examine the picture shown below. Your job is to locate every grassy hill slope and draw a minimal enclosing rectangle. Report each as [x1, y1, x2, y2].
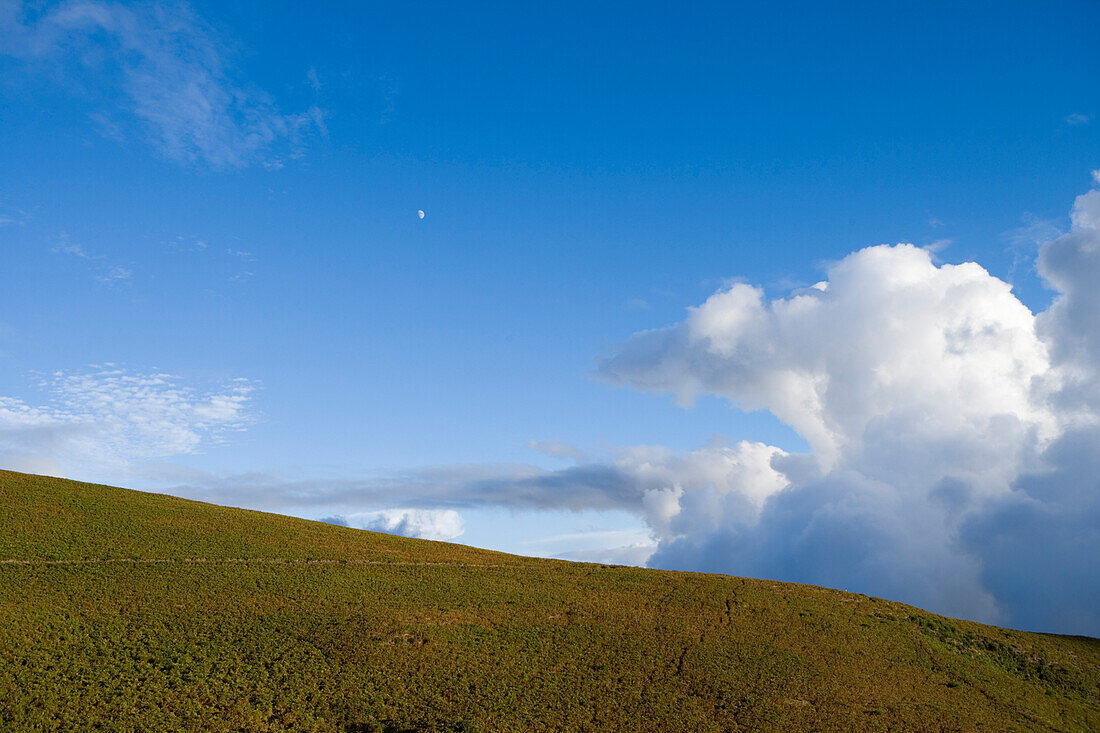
[1, 469, 1097, 731]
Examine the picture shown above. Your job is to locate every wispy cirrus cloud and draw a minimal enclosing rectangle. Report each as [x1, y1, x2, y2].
[0, 367, 254, 477]
[0, 0, 324, 169]
[52, 240, 90, 258]
[52, 234, 133, 284]
[94, 264, 132, 283]
[525, 439, 588, 462]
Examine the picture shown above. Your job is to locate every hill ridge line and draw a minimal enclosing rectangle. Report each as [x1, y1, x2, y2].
[3, 471, 1098, 729]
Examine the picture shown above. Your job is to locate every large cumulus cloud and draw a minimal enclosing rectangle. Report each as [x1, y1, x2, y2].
[957, 184, 1100, 634]
[596, 181, 1100, 635]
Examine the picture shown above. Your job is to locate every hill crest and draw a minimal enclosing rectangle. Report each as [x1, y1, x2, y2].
[1, 469, 1097, 731]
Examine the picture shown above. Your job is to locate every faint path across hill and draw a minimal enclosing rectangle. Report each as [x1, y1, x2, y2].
[0, 558, 508, 567]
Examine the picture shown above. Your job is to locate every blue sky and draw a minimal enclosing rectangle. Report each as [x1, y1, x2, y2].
[2, 1, 1099, 634]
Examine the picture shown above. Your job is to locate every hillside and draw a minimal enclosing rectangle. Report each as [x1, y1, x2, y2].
[1, 469, 1097, 731]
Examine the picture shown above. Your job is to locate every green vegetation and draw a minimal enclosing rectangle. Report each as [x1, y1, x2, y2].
[1, 469, 1097, 731]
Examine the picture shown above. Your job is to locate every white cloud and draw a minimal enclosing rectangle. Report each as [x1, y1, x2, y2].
[87, 110, 123, 141]
[94, 264, 131, 283]
[1065, 113, 1090, 126]
[516, 526, 656, 566]
[0, 367, 253, 476]
[526, 439, 587, 462]
[0, 0, 324, 169]
[556, 542, 656, 566]
[1007, 213, 1063, 250]
[53, 242, 90, 258]
[0, 204, 30, 227]
[52, 236, 135, 283]
[345, 508, 465, 542]
[592, 181, 1100, 635]
[602, 243, 1055, 474]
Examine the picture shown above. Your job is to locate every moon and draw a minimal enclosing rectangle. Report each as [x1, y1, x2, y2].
[417, 210, 425, 219]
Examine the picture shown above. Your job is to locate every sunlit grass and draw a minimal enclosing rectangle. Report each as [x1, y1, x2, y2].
[1, 470, 1097, 731]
